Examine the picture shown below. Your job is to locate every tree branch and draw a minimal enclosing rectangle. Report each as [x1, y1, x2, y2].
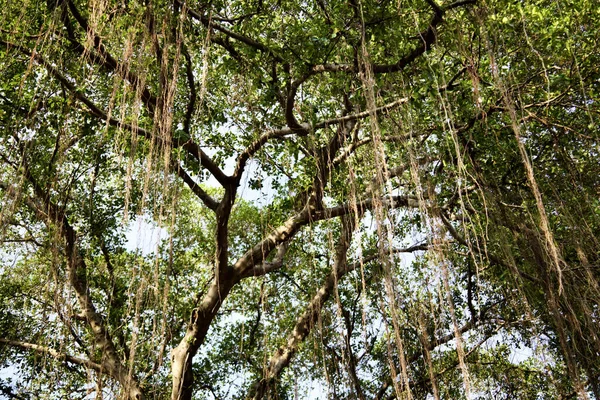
[312, 0, 477, 75]
[0, 38, 231, 190]
[247, 240, 428, 398]
[233, 97, 409, 180]
[439, 212, 541, 284]
[63, 0, 157, 112]
[182, 45, 197, 136]
[233, 194, 417, 279]
[341, 301, 366, 400]
[181, 141, 233, 187]
[241, 242, 290, 279]
[3, 143, 145, 400]
[247, 216, 356, 399]
[178, 0, 284, 62]
[0, 338, 102, 372]
[171, 160, 219, 210]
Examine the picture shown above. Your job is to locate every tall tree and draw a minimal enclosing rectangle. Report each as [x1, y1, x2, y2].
[0, 0, 599, 398]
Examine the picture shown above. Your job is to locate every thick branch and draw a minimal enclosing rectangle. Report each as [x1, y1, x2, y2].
[247, 242, 427, 398]
[170, 274, 237, 400]
[234, 195, 414, 278]
[248, 216, 356, 399]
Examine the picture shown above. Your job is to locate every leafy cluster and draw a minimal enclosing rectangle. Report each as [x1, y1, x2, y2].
[0, 0, 599, 398]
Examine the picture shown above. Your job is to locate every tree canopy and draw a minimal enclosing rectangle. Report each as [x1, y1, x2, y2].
[0, 0, 599, 398]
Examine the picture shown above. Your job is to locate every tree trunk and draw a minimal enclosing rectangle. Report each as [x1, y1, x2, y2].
[171, 276, 236, 400]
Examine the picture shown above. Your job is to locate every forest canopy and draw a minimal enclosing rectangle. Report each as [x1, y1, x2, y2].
[0, 0, 599, 398]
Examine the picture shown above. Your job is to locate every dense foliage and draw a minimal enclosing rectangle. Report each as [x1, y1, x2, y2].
[0, 0, 599, 398]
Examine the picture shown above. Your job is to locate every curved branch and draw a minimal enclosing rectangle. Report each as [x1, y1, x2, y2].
[233, 97, 409, 180]
[1, 38, 230, 190]
[283, 68, 314, 134]
[312, 0, 477, 75]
